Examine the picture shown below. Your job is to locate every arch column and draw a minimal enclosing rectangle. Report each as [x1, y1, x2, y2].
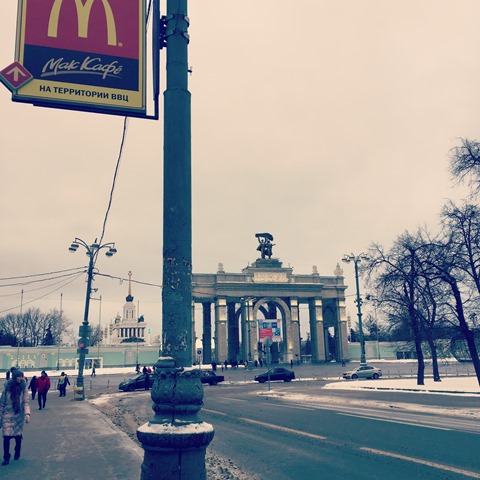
[202, 302, 212, 364]
[289, 298, 301, 364]
[309, 298, 325, 363]
[337, 298, 349, 361]
[215, 298, 227, 363]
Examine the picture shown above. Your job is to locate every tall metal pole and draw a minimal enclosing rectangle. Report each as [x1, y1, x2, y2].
[162, 0, 192, 367]
[137, 2, 214, 478]
[343, 253, 369, 365]
[16, 289, 23, 367]
[76, 253, 94, 399]
[57, 292, 63, 370]
[353, 260, 366, 364]
[97, 295, 102, 366]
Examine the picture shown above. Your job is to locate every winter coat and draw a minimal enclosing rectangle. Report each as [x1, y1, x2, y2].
[28, 377, 38, 393]
[58, 375, 70, 388]
[37, 375, 51, 394]
[0, 379, 30, 437]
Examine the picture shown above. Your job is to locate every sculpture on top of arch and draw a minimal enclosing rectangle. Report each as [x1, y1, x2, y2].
[255, 232, 275, 259]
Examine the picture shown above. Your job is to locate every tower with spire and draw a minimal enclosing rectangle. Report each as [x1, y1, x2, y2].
[109, 271, 148, 345]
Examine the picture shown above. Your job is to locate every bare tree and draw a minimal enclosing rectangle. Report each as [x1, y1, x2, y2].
[450, 138, 480, 195]
[419, 222, 480, 385]
[366, 234, 427, 385]
[0, 308, 72, 347]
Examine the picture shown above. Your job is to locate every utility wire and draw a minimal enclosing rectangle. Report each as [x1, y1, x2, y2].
[0, 270, 87, 289]
[0, 271, 87, 297]
[98, 116, 129, 246]
[97, 0, 155, 245]
[0, 267, 86, 282]
[96, 272, 162, 288]
[0, 272, 85, 315]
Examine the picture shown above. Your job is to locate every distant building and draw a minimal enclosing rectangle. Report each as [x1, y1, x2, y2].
[110, 271, 148, 345]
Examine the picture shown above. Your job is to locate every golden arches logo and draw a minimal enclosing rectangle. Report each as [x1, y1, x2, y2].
[48, 0, 117, 46]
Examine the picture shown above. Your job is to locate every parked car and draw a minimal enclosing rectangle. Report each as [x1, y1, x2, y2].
[254, 367, 295, 383]
[343, 365, 382, 380]
[199, 370, 225, 385]
[118, 373, 152, 392]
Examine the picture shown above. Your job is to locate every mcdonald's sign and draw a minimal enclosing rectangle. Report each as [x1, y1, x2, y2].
[12, 0, 146, 116]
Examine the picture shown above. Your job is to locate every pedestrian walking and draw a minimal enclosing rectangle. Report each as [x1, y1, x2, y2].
[28, 376, 38, 400]
[91, 365, 96, 377]
[36, 371, 50, 410]
[144, 373, 150, 391]
[0, 369, 30, 466]
[57, 372, 70, 397]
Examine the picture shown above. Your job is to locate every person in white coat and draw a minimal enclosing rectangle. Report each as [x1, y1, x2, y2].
[0, 369, 30, 465]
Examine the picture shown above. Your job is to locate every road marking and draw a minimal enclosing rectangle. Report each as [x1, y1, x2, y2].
[203, 409, 326, 440]
[204, 408, 228, 416]
[361, 447, 480, 479]
[239, 417, 327, 440]
[337, 412, 451, 431]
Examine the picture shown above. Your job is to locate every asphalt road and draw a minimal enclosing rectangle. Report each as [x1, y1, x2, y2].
[201, 382, 480, 480]
[99, 366, 480, 480]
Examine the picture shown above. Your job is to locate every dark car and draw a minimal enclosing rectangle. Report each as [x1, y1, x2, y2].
[254, 367, 295, 383]
[199, 370, 225, 385]
[118, 373, 152, 392]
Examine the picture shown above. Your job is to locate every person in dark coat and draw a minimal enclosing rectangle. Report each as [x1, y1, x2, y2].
[57, 372, 70, 397]
[28, 376, 38, 400]
[36, 371, 50, 410]
[0, 369, 30, 465]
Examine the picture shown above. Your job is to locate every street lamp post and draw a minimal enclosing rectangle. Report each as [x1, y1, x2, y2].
[366, 294, 381, 360]
[90, 295, 102, 368]
[69, 238, 117, 400]
[16, 289, 23, 367]
[342, 253, 369, 365]
[57, 293, 63, 370]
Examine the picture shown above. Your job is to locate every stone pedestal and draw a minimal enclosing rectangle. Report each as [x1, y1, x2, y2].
[137, 357, 214, 480]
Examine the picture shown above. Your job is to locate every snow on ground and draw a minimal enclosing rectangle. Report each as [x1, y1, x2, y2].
[324, 375, 480, 395]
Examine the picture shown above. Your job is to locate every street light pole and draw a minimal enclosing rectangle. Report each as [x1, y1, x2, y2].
[16, 289, 23, 367]
[342, 253, 369, 365]
[69, 238, 117, 400]
[57, 292, 63, 370]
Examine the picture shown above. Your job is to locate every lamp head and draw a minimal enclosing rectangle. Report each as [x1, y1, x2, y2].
[68, 242, 79, 253]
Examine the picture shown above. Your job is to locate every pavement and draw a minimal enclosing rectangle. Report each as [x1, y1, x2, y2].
[0, 378, 143, 480]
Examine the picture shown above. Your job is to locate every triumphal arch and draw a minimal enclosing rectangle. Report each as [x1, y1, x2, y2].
[192, 234, 349, 364]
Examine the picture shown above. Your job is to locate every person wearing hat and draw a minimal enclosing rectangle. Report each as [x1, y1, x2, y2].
[36, 371, 51, 410]
[57, 372, 70, 397]
[0, 369, 30, 466]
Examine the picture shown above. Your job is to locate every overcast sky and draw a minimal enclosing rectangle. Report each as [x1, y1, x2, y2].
[0, 1, 477, 342]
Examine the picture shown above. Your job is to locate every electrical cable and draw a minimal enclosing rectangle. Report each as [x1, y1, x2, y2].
[98, 116, 129, 246]
[0, 270, 87, 296]
[0, 272, 85, 315]
[0, 270, 87, 289]
[0, 266, 86, 282]
[97, 0, 154, 246]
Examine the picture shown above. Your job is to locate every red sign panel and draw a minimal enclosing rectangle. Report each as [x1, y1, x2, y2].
[13, 0, 146, 116]
[0, 61, 33, 90]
